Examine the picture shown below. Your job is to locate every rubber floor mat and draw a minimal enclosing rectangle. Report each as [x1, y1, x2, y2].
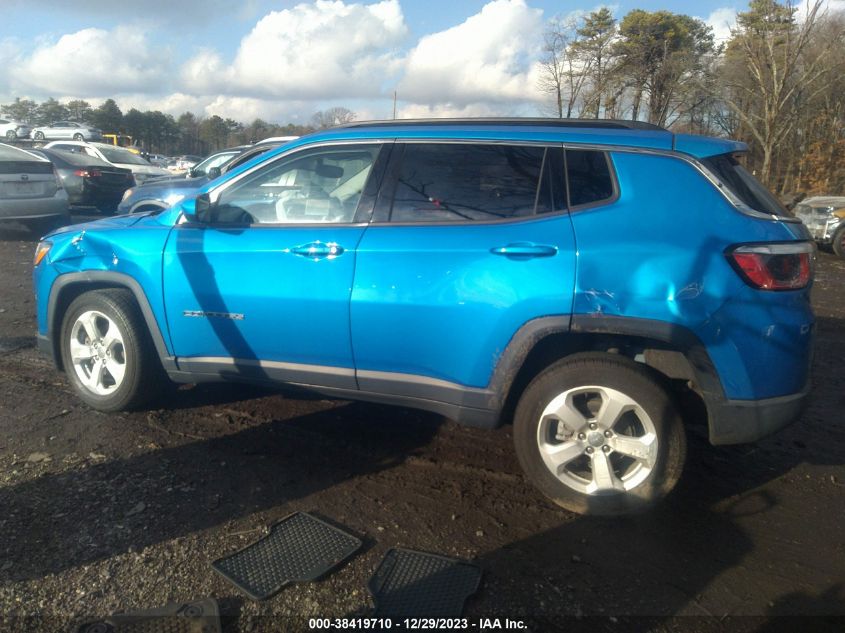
[76, 598, 220, 633]
[368, 548, 482, 618]
[211, 512, 362, 600]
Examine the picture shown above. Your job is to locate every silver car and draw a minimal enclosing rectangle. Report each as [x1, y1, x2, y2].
[31, 121, 102, 142]
[0, 118, 31, 140]
[0, 143, 69, 234]
[794, 196, 845, 257]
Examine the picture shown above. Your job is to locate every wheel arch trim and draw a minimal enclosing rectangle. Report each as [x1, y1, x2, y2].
[45, 271, 175, 372]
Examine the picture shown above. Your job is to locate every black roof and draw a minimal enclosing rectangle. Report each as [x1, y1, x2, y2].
[335, 118, 666, 132]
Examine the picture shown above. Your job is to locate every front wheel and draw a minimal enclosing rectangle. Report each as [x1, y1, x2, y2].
[513, 353, 686, 515]
[60, 289, 165, 411]
[73, 133, 84, 141]
[34, 131, 45, 140]
[5, 130, 16, 140]
[833, 226, 845, 259]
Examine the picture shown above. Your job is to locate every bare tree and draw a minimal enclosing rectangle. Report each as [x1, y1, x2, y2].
[537, 17, 590, 118]
[718, 0, 843, 186]
[311, 107, 356, 129]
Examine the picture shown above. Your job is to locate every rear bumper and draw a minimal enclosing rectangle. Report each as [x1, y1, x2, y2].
[0, 194, 69, 221]
[708, 382, 811, 445]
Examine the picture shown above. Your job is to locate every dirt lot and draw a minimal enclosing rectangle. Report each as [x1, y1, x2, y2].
[1, 215, 844, 633]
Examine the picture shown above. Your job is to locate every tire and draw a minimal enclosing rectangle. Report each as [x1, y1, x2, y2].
[73, 133, 84, 141]
[833, 225, 845, 259]
[5, 130, 16, 140]
[513, 353, 686, 515]
[34, 131, 45, 141]
[59, 289, 166, 411]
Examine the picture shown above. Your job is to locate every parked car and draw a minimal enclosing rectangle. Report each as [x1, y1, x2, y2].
[794, 196, 845, 258]
[32, 119, 815, 515]
[167, 155, 202, 173]
[256, 135, 299, 145]
[32, 121, 102, 142]
[30, 148, 134, 212]
[0, 143, 69, 234]
[43, 141, 170, 186]
[0, 118, 31, 140]
[147, 154, 169, 168]
[117, 143, 283, 214]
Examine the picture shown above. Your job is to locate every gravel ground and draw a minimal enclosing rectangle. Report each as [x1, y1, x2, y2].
[1, 215, 844, 633]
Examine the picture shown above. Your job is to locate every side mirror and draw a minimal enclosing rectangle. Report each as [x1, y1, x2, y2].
[195, 193, 215, 223]
[207, 167, 221, 179]
[181, 193, 215, 223]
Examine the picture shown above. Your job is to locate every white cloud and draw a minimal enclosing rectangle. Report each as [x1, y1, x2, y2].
[703, 7, 737, 43]
[8, 26, 170, 97]
[796, 0, 845, 22]
[397, 102, 528, 118]
[398, 0, 545, 106]
[182, 0, 408, 100]
[0, 0, 562, 123]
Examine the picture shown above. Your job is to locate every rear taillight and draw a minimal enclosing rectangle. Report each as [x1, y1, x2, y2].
[53, 167, 62, 189]
[74, 169, 102, 177]
[727, 242, 814, 290]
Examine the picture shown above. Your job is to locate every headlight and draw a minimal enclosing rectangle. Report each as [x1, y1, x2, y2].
[121, 187, 135, 202]
[34, 241, 52, 267]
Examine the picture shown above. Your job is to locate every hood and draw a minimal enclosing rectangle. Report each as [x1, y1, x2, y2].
[46, 212, 151, 239]
[139, 175, 208, 189]
[802, 196, 845, 209]
[116, 163, 171, 176]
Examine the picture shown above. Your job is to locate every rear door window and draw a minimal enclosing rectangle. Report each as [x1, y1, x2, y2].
[388, 143, 558, 223]
[702, 153, 791, 217]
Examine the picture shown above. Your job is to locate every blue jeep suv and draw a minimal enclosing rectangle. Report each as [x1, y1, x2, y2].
[32, 119, 814, 514]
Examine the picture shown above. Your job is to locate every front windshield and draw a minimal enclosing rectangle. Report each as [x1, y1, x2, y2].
[193, 151, 238, 176]
[97, 146, 151, 166]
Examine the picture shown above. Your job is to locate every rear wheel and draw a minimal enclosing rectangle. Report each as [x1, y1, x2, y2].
[5, 130, 16, 140]
[513, 353, 686, 515]
[60, 289, 165, 411]
[833, 226, 845, 258]
[73, 133, 84, 141]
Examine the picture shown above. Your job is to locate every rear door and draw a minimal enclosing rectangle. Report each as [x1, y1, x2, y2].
[350, 142, 577, 392]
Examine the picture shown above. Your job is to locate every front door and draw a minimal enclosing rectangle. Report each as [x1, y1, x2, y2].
[163, 142, 387, 388]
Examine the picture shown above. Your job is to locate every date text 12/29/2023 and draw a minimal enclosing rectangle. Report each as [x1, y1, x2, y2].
[308, 618, 528, 630]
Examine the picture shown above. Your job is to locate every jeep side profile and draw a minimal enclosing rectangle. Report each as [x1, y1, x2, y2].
[33, 119, 815, 515]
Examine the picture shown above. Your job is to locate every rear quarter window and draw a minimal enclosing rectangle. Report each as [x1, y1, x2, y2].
[702, 153, 791, 218]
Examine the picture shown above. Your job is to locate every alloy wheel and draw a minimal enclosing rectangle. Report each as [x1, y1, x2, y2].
[68, 310, 128, 395]
[536, 385, 658, 495]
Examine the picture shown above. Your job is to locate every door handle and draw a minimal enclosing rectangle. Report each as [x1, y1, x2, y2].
[490, 242, 558, 258]
[289, 241, 345, 260]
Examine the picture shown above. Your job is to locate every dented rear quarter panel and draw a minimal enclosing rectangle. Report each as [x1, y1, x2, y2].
[571, 151, 813, 400]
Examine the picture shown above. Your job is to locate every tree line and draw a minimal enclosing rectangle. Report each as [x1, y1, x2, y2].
[1, 97, 355, 157]
[538, 0, 845, 196]
[3, 0, 842, 196]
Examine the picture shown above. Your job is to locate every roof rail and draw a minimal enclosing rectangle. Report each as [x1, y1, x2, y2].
[334, 117, 667, 132]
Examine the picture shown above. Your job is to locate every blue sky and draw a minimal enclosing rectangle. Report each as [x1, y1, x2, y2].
[0, 0, 748, 123]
